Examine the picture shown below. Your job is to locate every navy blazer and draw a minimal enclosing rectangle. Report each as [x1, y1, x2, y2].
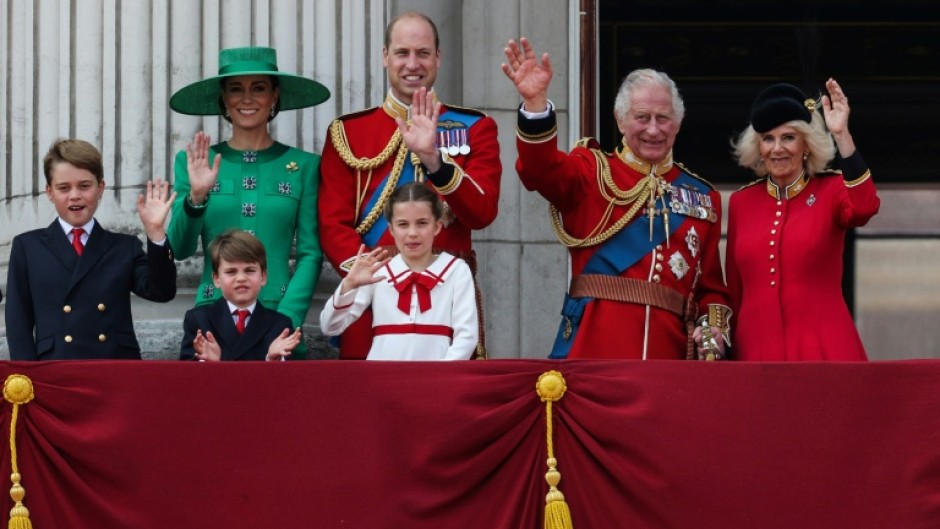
[180, 298, 295, 361]
[5, 220, 177, 360]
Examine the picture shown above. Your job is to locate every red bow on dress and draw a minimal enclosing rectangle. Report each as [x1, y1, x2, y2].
[394, 272, 441, 314]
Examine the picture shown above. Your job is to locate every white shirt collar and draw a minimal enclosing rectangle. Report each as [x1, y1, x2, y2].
[226, 300, 257, 315]
[57, 217, 96, 238]
[386, 252, 455, 277]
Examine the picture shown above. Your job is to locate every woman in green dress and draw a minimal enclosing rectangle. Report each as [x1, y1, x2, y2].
[168, 47, 329, 359]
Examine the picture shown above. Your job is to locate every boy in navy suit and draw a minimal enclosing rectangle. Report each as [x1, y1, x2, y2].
[5, 139, 177, 360]
[180, 229, 301, 361]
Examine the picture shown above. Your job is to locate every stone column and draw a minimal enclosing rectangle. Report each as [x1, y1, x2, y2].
[1, 0, 578, 360]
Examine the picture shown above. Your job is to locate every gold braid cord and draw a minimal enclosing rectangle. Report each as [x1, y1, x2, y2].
[536, 371, 575, 529]
[353, 144, 408, 236]
[550, 149, 656, 248]
[328, 119, 402, 170]
[474, 281, 488, 360]
[4, 374, 35, 529]
[328, 120, 409, 235]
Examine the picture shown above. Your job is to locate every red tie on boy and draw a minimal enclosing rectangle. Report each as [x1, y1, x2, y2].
[72, 228, 85, 256]
[234, 309, 250, 334]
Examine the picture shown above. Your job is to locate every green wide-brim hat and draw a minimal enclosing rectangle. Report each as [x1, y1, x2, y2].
[169, 46, 330, 115]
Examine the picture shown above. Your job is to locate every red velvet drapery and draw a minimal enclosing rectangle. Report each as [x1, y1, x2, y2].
[2, 360, 939, 529]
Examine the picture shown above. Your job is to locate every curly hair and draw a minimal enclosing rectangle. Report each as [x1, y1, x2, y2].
[732, 111, 836, 178]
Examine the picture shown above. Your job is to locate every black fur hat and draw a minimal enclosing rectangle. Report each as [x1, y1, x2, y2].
[749, 83, 815, 133]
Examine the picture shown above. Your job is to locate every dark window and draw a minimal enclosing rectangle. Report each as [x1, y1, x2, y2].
[599, 2, 940, 183]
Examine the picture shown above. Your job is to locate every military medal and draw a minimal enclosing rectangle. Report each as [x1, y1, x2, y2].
[807, 194, 816, 206]
[438, 131, 449, 154]
[448, 130, 460, 156]
[668, 251, 689, 280]
[438, 120, 471, 156]
[458, 129, 470, 155]
[668, 183, 717, 222]
[685, 227, 700, 258]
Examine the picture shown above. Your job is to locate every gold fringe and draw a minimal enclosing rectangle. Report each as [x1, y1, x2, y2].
[536, 371, 574, 529]
[4, 375, 35, 529]
[328, 119, 401, 171]
[327, 119, 411, 236]
[550, 149, 655, 248]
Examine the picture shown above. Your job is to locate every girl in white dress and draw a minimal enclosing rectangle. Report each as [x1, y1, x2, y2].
[319, 183, 479, 360]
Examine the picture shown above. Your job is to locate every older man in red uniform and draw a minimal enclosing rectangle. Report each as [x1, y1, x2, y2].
[319, 12, 501, 359]
[502, 38, 730, 360]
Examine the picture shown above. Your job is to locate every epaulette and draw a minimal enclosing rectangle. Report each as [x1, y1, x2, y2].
[441, 103, 488, 118]
[573, 137, 601, 150]
[333, 106, 381, 122]
[675, 162, 717, 191]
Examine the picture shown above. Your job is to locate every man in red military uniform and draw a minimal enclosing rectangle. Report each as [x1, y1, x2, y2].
[502, 38, 730, 360]
[319, 12, 501, 359]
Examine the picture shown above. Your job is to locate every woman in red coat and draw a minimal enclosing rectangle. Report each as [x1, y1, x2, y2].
[727, 79, 880, 361]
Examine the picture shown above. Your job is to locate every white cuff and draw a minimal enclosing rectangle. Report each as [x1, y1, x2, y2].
[520, 100, 555, 120]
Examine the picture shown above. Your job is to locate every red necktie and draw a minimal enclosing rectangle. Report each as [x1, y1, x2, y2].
[393, 272, 440, 314]
[234, 309, 250, 334]
[72, 228, 85, 256]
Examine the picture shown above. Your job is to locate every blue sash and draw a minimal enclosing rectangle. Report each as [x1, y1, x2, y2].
[359, 109, 482, 247]
[549, 170, 707, 358]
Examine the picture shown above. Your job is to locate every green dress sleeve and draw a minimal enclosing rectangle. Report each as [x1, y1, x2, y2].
[168, 149, 207, 260]
[274, 150, 323, 331]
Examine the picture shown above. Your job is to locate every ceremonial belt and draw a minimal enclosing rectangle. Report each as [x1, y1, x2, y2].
[373, 324, 453, 338]
[549, 168, 707, 359]
[569, 274, 685, 318]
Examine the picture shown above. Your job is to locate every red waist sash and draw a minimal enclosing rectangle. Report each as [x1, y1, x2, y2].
[373, 324, 454, 338]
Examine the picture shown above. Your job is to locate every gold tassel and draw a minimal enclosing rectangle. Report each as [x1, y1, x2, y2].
[411, 152, 425, 183]
[4, 375, 35, 529]
[536, 371, 574, 529]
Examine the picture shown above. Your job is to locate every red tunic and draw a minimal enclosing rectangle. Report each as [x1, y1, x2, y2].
[319, 95, 501, 358]
[726, 164, 880, 361]
[516, 124, 729, 360]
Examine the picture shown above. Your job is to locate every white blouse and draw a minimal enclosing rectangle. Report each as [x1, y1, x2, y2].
[319, 252, 479, 360]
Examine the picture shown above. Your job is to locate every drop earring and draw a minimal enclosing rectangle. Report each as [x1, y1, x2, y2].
[270, 106, 276, 118]
[803, 152, 809, 161]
